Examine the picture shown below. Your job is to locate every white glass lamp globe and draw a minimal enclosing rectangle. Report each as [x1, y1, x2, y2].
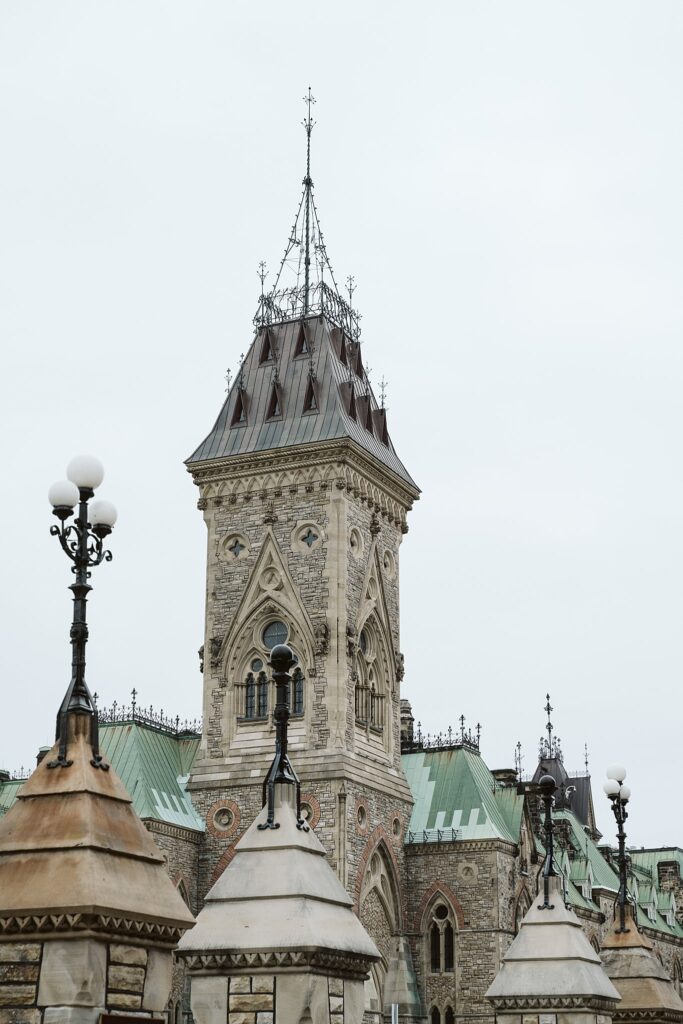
[66, 455, 104, 490]
[90, 500, 117, 529]
[604, 779, 621, 797]
[48, 480, 80, 508]
[619, 784, 631, 802]
[606, 764, 626, 784]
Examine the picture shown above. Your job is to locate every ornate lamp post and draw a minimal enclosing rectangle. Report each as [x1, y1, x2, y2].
[47, 455, 117, 770]
[257, 643, 309, 833]
[538, 773, 558, 910]
[603, 764, 632, 933]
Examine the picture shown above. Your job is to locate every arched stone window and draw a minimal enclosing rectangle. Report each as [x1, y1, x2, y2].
[257, 671, 268, 718]
[428, 902, 456, 974]
[291, 666, 304, 717]
[445, 1008, 455, 1024]
[354, 620, 388, 735]
[245, 672, 256, 718]
[430, 1008, 441, 1024]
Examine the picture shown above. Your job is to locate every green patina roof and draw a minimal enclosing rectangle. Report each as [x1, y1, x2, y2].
[402, 747, 523, 844]
[0, 721, 204, 833]
[631, 847, 683, 881]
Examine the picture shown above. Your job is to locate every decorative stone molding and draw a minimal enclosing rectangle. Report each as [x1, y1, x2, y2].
[180, 947, 373, 981]
[354, 824, 404, 928]
[488, 996, 620, 1011]
[206, 799, 241, 840]
[299, 793, 321, 830]
[142, 819, 204, 844]
[0, 913, 184, 948]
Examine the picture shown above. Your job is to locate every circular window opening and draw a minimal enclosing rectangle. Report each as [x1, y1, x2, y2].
[435, 904, 448, 920]
[357, 805, 367, 828]
[251, 657, 264, 672]
[212, 807, 234, 831]
[263, 620, 288, 649]
[359, 629, 369, 655]
[300, 802, 313, 822]
[392, 816, 401, 837]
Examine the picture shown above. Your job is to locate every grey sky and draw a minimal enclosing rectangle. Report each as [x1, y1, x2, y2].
[1, 2, 681, 845]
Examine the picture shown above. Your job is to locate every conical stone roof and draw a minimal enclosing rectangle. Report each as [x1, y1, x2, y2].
[177, 783, 379, 979]
[0, 713, 195, 946]
[601, 905, 683, 1022]
[486, 877, 620, 1012]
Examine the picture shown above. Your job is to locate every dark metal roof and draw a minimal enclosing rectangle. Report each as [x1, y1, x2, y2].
[186, 316, 418, 491]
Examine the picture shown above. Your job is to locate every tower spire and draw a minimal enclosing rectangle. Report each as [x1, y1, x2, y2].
[303, 87, 316, 314]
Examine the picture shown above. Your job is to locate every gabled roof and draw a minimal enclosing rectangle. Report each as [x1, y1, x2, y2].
[186, 317, 418, 493]
[402, 747, 524, 844]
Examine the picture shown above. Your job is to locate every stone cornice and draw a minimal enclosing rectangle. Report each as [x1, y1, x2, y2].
[405, 838, 518, 856]
[142, 818, 204, 844]
[179, 947, 376, 981]
[0, 911, 186, 948]
[488, 996, 619, 1012]
[612, 1011, 683, 1023]
[186, 437, 419, 509]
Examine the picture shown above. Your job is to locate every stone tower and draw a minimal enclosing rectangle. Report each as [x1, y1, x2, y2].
[185, 98, 420, 1003]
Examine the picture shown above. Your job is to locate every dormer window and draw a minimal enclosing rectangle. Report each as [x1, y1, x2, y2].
[231, 391, 247, 427]
[267, 383, 282, 419]
[259, 328, 276, 364]
[293, 322, 309, 357]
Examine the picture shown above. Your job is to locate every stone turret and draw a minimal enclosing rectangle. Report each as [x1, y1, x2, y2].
[0, 711, 195, 1024]
[600, 905, 683, 1024]
[177, 644, 379, 1023]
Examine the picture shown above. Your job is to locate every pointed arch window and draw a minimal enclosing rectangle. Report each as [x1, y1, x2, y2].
[428, 902, 456, 974]
[257, 671, 268, 718]
[291, 667, 304, 716]
[245, 673, 256, 719]
[355, 622, 386, 735]
[445, 1009, 455, 1024]
[430, 1009, 441, 1024]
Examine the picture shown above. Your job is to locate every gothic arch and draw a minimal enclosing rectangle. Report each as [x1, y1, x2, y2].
[414, 881, 465, 933]
[355, 825, 403, 932]
[513, 882, 533, 934]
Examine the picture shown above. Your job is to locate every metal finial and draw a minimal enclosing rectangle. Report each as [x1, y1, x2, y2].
[584, 742, 589, 772]
[538, 774, 558, 909]
[224, 368, 232, 393]
[257, 260, 268, 327]
[379, 376, 388, 409]
[544, 693, 554, 757]
[346, 275, 356, 306]
[515, 740, 523, 778]
[131, 688, 137, 713]
[301, 88, 316, 314]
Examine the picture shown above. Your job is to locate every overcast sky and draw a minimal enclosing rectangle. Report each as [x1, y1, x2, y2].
[1, 2, 682, 846]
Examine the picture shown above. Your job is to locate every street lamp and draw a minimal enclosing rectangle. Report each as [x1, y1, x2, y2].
[48, 455, 117, 770]
[604, 764, 631, 933]
[538, 773, 558, 910]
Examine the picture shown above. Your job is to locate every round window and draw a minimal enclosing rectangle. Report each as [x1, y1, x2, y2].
[212, 807, 234, 831]
[251, 657, 264, 672]
[435, 905, 448, 920]
[263, 620, 288, 649]
[357, 804, 367, 828]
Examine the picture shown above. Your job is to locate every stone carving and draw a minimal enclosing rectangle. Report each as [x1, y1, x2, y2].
[346, 625, 358, 658]
[314, 620, 330, 656]
[395, 652, 405, 682]
[209, 637, 222, 669]
[198, 645, 204, 674]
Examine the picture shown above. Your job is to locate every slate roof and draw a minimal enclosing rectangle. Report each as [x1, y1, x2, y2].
[0, 720, 204, 833]
[403, 747, 524, 844]
[186, 316, 418, 492]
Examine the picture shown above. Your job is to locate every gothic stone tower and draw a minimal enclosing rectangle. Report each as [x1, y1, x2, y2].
[185, 97, 419, 1007]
